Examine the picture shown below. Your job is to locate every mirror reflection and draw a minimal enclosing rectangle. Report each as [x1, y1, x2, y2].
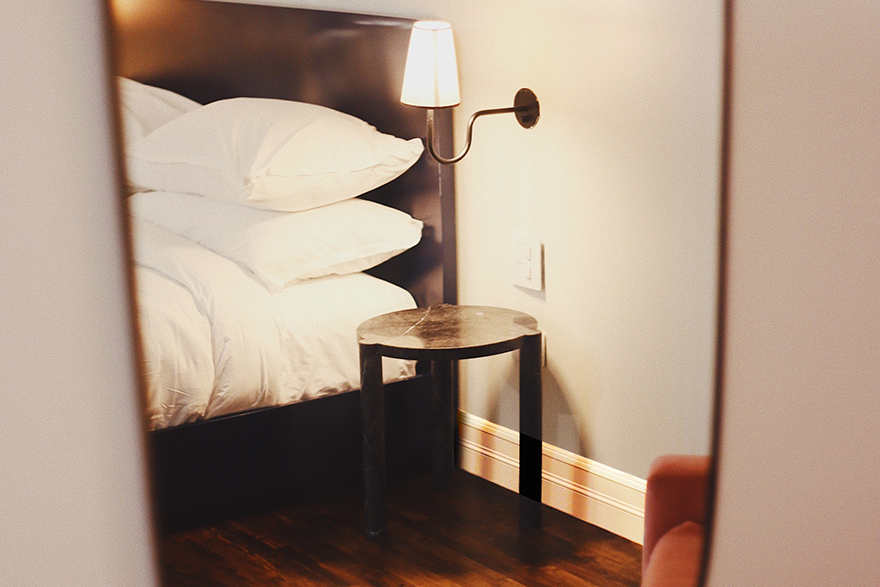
[112, 0, 722, 585]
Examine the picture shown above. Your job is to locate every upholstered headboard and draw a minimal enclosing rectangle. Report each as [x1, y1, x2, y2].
[110, 0, 456, 307]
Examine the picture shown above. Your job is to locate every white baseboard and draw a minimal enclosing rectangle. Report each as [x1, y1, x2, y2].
[457, 411, 647, 545]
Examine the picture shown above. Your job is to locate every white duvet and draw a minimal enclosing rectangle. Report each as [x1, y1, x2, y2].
[131, 218, 416, 430]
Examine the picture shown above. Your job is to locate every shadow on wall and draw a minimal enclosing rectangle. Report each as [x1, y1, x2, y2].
[479, 352, 593, 459]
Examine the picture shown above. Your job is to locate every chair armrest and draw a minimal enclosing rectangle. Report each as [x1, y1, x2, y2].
[642, 454, 711, 574]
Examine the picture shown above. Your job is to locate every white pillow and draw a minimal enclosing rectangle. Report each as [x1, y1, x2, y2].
[127, 98, 425, 212]
[117, 77, 200, 148]
[128, 190, 423, 292]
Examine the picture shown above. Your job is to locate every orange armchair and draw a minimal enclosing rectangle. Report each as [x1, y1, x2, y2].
[641, 455, 711, 587]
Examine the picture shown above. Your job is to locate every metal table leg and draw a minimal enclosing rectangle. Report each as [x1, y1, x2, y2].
[519, 332, 543, 529]
[432, 359, 455, 489]
[359, 343, 386, 539]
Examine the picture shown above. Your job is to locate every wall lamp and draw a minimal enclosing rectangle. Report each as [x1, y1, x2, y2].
[400, 20, 540, 165]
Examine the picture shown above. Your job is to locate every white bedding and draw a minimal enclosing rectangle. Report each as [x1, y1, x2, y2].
[131, 218, 417, 430]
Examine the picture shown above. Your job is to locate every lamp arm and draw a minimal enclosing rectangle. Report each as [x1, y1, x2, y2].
[426, 106, 519, 165]
[425, 107, 514, 165]
[423, 88, 540, 165]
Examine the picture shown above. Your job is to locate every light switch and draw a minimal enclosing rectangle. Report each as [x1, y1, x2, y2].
[511, 233, 544, 291]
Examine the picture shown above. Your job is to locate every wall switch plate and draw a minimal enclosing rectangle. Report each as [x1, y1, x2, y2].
[511, 233, 544, 291]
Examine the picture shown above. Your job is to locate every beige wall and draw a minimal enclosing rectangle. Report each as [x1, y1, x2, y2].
[0, 2, 158, 586]
[447, 0, 721, 479]
[706, 2, 880, 585]
[250, 0, 724, 479]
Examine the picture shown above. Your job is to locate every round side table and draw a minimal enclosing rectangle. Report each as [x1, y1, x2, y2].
[357, 304, 542, 539]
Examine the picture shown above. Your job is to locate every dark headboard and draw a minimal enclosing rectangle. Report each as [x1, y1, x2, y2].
[110, 0, 456, 307]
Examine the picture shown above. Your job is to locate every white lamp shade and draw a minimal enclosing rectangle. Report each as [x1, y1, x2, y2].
[400, 21, 460, 108]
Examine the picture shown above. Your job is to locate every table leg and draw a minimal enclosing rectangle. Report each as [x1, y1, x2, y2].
[359, 344, 386, 539]
[519, 332, 543, 529]
[432, 359, 454, 489]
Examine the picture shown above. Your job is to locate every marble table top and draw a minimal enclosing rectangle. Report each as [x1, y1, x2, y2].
[357, 304, 539, 359]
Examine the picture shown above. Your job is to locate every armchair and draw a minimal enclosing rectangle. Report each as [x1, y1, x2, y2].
[641, 455, 711, 587]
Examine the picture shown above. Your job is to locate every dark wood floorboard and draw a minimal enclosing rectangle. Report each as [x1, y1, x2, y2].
[158, 468, 642, 587]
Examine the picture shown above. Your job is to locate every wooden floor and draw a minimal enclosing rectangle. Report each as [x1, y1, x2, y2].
[158, 468, 642, 587]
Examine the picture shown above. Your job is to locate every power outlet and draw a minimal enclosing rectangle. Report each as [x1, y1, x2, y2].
[511, 233, 544, 291]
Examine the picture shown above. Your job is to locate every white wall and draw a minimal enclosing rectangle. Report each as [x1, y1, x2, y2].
[247, 0, 724, 479]
[0, 3, 158, 586]
[706, 2, 880, 586]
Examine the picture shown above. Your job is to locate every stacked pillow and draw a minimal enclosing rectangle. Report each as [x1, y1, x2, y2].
[118, 77, 201, 149]
[119, 78, 425, 291]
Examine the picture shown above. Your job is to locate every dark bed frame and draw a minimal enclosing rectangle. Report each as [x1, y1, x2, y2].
[110, 0, 456, 530]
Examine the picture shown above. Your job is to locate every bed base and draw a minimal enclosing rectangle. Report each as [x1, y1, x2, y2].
[151, 375, 432, 532]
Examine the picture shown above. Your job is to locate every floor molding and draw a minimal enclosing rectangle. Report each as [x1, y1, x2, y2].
[457, 411, 647, 545]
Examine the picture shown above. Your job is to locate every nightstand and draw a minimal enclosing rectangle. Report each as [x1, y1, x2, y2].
[357, 304, 542, 538]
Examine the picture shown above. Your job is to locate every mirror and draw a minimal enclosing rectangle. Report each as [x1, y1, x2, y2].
[112, 0, 723, 580]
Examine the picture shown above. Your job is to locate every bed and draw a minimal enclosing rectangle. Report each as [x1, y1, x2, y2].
[110, 0, 456, 528]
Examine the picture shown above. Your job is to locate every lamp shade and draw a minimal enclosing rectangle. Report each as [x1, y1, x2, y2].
[400, 21, 460, 108]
